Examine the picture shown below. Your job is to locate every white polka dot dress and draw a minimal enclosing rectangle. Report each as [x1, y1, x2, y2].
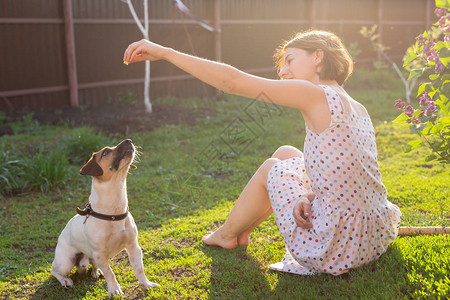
[267, 85, 402, 276]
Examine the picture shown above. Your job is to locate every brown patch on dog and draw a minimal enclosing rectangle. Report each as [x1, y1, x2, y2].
[80, 154, 103, 176]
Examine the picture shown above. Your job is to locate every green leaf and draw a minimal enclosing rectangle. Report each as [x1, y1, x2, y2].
[436, 95, 450, 115]
[405, 139, 423, 152]
[429, 74, 440, 81]
[439, 116, 450, 124]
[393, 113, 409, 123]
[423, 121, 435, 134]
[403, 52, 418, 66]
[417, 82, 431, 97]
[434, 41, 450, 51]
[443, 80, 450, 88]
[411, 123, 427, 135]
[439, 48, 450, 67]
[424, 153, 437, 162]
[408, 68, 425, 80]
[430, 123, 445, 134]
[435, 0, 450, 9]
[413, 109, 423, 117]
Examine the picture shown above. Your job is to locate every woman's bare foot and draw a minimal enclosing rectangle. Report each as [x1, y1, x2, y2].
[202, 227, 238, 249]
[237, 231, 250, 246]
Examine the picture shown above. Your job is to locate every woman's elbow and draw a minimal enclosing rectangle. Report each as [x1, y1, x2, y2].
[219, 66, 246, 95]
[223, 81, 238, 95]
[219, 74, 239, 95]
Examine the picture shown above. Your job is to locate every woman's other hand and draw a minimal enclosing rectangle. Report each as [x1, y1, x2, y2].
[123, 39, 169, 64]
[293, 197, 313, 229]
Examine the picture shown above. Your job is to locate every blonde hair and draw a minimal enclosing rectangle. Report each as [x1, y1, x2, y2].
[274, 30, 353, 85]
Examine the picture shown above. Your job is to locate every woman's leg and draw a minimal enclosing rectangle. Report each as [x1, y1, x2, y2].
[202, 145, 303, 249]
[236, 146, 304, 245]
[202, 158, 279, 249]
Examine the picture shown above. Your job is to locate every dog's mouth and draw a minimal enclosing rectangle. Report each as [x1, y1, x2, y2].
[123, 148, 137, 169]
[111, 139, 136, 170]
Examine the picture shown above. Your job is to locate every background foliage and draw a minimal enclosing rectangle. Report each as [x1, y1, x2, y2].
[394, 0, 450, 163]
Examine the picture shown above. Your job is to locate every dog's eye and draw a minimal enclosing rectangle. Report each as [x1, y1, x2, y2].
[102, 149, 111, 157]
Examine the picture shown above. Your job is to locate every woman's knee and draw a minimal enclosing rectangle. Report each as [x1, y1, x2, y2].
[271, 145, 303, 160]
[257, 158, 279, 186]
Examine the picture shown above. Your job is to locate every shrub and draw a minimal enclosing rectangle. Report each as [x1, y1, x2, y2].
[393, 1, 450, 163]
[24, 148, 70, 193]
[59, 127, 109, 165]
[0, 150, 28, 196]
[9, 113, 41, 135]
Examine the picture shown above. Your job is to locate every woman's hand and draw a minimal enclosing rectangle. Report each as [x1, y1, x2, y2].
[293, 197, 313, 229]
[123, 39, 169, 64]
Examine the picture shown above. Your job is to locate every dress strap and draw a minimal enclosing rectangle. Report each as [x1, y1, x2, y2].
[320, 85, 345, 122]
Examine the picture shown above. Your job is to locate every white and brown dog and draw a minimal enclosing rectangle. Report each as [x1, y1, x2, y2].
[51, 139, 158, 296]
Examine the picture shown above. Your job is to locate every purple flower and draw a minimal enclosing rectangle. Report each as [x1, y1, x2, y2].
[435, 61, 446, 74]
[417, 112, 425, 121]
[411, 111, 425, 125]
[416, 34, 427, 47]
[445, 35, 450, 42]
[404, 105, 415, 117]
[423, 42, 439, 63]
[435, 8, 448, 18]
[395, 99, 406, 110]
[425, 102, 437, 115]
[419, 92, 431, 107]
[423, 41, 435, 53]
[412, 118, 421, 125]
[429, 51, 439, 63]
[439, 15, 450, 31]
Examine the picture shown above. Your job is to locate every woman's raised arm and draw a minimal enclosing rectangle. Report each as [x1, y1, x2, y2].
[123, 39, 324, 112]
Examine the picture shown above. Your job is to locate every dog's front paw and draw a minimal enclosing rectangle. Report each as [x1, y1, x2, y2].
[91, 268, 103, 278]
[141, 280, 160, 289]
[108, 287, 124, 297]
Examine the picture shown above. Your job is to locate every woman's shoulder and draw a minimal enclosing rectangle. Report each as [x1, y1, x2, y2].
[322, 85, 370, 119]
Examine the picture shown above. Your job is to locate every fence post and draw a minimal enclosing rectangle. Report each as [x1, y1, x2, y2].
[214, 0, 222, 96]
[214, 0, 221, 62]
[310, 0, 316, 29]
[377, 0, 383, 62]
[425, 0, 432, 29]
[63, 0, 78, 107]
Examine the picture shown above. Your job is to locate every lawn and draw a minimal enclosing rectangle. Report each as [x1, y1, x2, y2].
[0, 69, 449, 299]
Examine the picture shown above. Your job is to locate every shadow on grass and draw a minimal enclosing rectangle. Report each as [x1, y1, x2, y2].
[200, 242, 409, 299]
[29, 269, 105, 300]
[200, 245, 273, 298]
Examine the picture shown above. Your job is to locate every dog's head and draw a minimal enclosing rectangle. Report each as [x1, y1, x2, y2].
[80, 139, 137, 181]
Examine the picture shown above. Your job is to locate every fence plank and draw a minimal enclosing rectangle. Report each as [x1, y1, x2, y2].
[63, 0, 78, 107]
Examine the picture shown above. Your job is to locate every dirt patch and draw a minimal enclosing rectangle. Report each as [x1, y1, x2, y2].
[6, 102, 217, 135]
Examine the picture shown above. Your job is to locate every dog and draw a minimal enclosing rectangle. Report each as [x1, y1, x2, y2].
[51, 139, 158, 296]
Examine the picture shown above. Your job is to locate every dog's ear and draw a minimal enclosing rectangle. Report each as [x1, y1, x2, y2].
[80, 155, 103, 176]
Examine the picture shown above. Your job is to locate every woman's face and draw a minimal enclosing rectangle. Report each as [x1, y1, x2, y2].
[278, 47, 320, 81]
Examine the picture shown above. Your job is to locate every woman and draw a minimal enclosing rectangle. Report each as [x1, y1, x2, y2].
[124, 30, 402, 275]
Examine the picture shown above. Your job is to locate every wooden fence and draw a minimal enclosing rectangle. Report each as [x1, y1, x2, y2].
[0, 0, 436, 111]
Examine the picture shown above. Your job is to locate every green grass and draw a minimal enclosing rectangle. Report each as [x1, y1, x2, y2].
[0, 75, 449, 299]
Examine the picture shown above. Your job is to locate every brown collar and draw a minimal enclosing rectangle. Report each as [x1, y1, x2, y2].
[76, 203, 128, 223]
